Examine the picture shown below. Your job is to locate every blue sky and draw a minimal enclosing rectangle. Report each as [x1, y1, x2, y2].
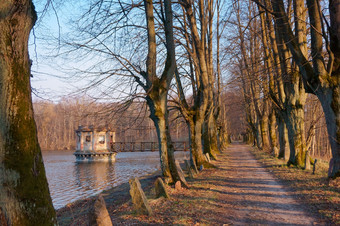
[29, 0, 82, 102]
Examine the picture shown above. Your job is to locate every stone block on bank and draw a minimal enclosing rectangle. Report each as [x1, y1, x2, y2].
[175, 180, 181, 190]
[305, 150, 311, 170]
[184, 160, 195, 178]
[328, 158, 334, 177]
[155, 177, 170, 199]
[175, 160, 189, 188]
[199, 165, 204, 171]
[129, 177, 152, 216]
[205, 153, 211, 162]
[89, 195, 113, 226]
[192, 159, 199, 174]
[313, 159, 318, 175]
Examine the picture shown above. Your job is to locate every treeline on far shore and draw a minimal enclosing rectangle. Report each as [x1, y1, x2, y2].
[33, 97, 189, 151]
[33, 93, 331, 162]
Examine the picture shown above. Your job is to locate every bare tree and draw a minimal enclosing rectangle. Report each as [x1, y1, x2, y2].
[140, 0, 187, 186]
[0, 0, 56, 224]
[267, 0, 340, 177]
[173, 0, 224, 165]
[51, 0, 187, 185]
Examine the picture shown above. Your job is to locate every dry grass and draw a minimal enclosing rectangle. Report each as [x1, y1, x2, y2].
[57, 145, 339, 225]
[250, 148, 340, 224]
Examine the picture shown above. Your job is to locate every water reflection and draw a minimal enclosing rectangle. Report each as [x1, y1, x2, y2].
[74, 161, 115, 192]
[42, 151, 189, 209]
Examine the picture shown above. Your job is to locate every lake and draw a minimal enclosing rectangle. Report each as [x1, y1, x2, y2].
[42, 151, 189, 209]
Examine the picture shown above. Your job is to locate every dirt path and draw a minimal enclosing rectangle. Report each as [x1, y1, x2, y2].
[58, 143, 325, 225]
[207, 143, 320, 225]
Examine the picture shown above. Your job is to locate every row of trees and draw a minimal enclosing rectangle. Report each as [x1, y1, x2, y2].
[1, 0, 338, 223]
[54, 0, 230, 186]
[1, 0, 229, 224]
[226, 0, 339, 175]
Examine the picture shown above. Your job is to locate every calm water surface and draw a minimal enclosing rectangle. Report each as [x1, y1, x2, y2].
[42, 151, 189, 209]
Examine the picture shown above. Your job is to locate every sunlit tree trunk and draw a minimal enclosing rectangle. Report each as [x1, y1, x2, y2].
[203, 0, 220, 159]
[147, 94, 183, 185]
[277, 114, 290, 160]
[174, 66, 207, 167]
[203, 112, 219, 159]
[192, 118, 207, 166]
[141, 0, 187, 186]
[260, 107, 270, 150]
[269, 110, 278, 152]
[179, 0, 213, 165]
[0, 1, 57, 225]
[265, 0, 307, 167]
[269, 0, 340, 169]
[283, 92, 307, 166]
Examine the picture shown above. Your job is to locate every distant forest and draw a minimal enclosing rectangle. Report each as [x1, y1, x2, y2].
[33, 97, 188, 151]
[33, 93, 331, 161]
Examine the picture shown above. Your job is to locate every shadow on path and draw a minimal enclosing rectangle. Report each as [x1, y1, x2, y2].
[192, 143, 321, 225]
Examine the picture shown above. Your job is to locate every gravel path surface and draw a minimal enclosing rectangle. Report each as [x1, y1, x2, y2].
[214, 143, 320, 225]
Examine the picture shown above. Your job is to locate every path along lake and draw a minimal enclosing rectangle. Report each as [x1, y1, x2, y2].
[42, 151, 189, 209]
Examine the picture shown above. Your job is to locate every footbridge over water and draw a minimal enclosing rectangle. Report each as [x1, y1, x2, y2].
[111, 141, 189, 152]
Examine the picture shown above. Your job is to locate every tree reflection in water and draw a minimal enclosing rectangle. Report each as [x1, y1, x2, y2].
[75, 161, 114, 192]
[43, 151, 189, 209]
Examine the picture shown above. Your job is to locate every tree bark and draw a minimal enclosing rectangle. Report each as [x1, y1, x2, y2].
[284, 103, 307, 166]
[142, 0, 187, 186]
[0, 1, 57, 225]
[176, 0, 215, 167]
[270, 0, 340, 175]
[260, 110, 270, 150]
[277, 114, 290, 160]
[174, 68, 207, 167]
[203, 111, 219, 159]
[189, 118, 207, 167]
[147, 94, 186, 186]
[147, 96, 171, 181]
[269, 110, 278, 151]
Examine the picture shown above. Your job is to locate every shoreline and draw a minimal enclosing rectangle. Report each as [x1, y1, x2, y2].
[56, 144, 337, 225]
[56, 170, 161, 225]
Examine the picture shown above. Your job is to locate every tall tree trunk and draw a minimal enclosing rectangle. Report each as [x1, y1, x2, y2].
[277, 114, 290, 160]
[269, 110, 278, 152]
[260, 111, 270, 150]
[203, 111, 219, 159]
[282, 70, 307, 167]
[147, 96, 171, 181]
[142, 0, 187, 186]
[180, 0, 213, 166]
[284, 104, 306, 166]
[269, 0, 340, 177]
[274, 8, 307, 167]
[188, 118, 206, 167]
[203, 0, 220, 159]
[174, 63, 208, 169]
[255, 119, 263, 149]
[317, 88, 340, 177]
[147, 94, 186, 185]
[0, 1, 57, 225]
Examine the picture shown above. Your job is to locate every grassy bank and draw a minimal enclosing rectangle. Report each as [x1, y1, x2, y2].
[57, 145, 338, 225]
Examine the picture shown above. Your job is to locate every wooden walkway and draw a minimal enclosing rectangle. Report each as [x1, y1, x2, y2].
[111, 141, 189, 152]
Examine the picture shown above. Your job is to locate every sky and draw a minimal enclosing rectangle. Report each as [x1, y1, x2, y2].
[29, 0, 140, 103]
[29, 0, 82, 102]
[28, 0, 231, 103]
